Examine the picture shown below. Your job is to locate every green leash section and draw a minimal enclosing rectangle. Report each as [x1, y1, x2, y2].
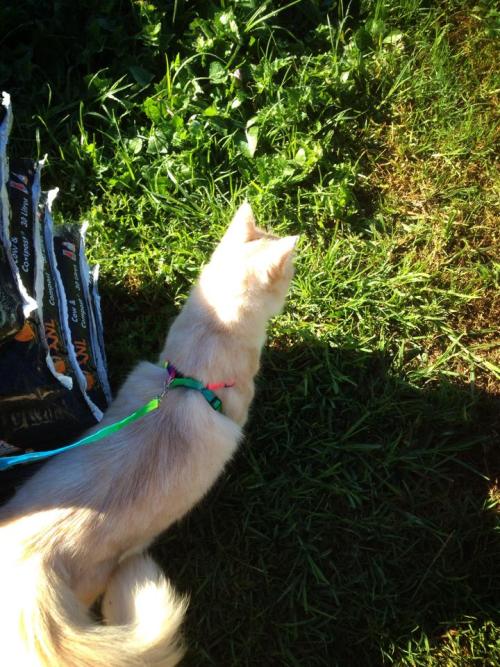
[0, 397, 160, 471]
[0, 368, 225, 471]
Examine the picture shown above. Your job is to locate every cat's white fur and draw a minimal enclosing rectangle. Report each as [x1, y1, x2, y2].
[0, 203, 296, 667]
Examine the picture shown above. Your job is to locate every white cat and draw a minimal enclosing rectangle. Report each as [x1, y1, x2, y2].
[0, 202, 297, 667]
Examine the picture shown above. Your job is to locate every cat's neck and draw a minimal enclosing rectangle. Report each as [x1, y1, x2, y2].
[159, 285, 267, 425]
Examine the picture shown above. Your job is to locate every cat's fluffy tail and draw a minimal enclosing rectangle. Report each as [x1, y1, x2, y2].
[1, 544, 187, 667]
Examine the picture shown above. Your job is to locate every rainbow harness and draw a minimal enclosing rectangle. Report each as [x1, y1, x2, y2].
[0, 361, 234, 471]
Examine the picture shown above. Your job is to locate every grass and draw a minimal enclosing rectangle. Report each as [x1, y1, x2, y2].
[1, 0, 499, 664]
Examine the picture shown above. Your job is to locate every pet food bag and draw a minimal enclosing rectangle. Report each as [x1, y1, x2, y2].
[39, 191, 106, 423]
[0, 93, 111, 485]
[53, 223, 112, 413]
[0, 93, 36, 342]
[0, 160, 100, 453]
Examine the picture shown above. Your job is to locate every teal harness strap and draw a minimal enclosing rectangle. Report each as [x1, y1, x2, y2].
[0, 363, 227, 471]
[169, 377, 222, 412]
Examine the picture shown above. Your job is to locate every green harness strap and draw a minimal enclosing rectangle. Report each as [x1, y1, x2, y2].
[169, 377, 222, 412]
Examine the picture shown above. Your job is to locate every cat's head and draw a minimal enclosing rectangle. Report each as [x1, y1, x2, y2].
[200, 202, 297, 326]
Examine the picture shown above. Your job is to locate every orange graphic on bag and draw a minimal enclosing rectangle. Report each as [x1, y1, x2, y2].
[14, 321, 36, 343]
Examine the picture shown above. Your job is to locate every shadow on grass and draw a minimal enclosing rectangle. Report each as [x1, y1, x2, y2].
[150, 337, 500, 666]
[98, 280, 180, 391]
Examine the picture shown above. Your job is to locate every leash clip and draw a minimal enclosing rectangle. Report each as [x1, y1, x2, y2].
[159, 361, 176, 402]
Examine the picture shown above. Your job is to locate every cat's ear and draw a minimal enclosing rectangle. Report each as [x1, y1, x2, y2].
[222, 201, 258, 245]
[262, 235, 299, 280]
